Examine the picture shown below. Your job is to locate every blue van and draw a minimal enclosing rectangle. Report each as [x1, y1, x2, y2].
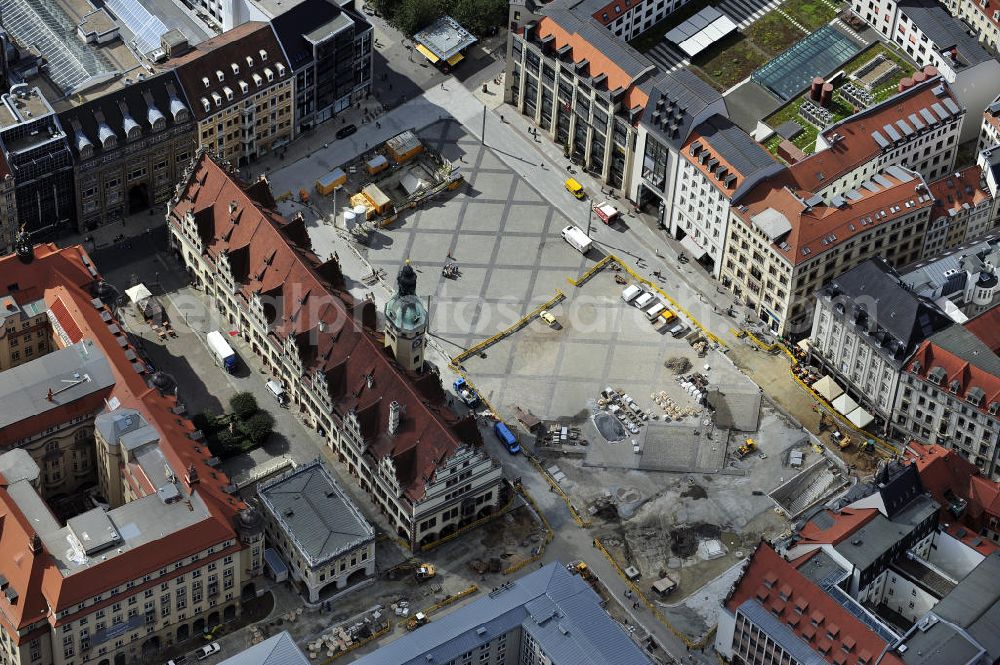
[494, 422, 521, 454]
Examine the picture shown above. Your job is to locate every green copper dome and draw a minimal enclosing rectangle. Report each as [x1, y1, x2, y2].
[385, 262, 426, 332]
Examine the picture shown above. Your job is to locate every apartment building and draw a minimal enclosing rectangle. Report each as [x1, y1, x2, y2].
[57, 73, 197, 232]
[809, 258, 953, 432]
[718, 460, 1000, 665]
[171, 23, 293, 166]
[0, 153, 15, 254]
[922, 164, 997, 255]
[270, 0, 373, 131]
[979, 93, 1000, 152]
[946, 0, 1000, 55]
[0, 87, 74, 242]
[806, 75, 964, 196]
[0, 242, 262, 665]
[258, 461, 374, 602]
[505, 5, 654, 192]
[167, 153, 504, 550]
[722, 165, 933, 337]
[902, 235, 1000, 318]
[906, 441, 1000, 545]
[352, 562, 653, 665]
[893, 306, 1000, 478]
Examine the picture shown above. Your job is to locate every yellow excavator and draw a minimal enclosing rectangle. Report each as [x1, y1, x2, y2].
[736, 438, 757, 458]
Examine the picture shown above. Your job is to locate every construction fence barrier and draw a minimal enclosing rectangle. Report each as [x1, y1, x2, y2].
[450, 290, 566, 367]
[502, 484, 555, 575]
[417, 489, 519, 552]
[525, 454, 592, 528]
[738, 329, 898, 458]
[592, 537, 717, 650]
[321, 620, 393, 663]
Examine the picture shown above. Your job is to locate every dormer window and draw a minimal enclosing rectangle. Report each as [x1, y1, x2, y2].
[949, 379, 960, 394]
[212, 92, 222, 107]
[252, 73, 262, 87]
[202, 76, 210, 88]
[80, 144, 93, 160]
[928, 366, 946, 385]
[259, 49, 267, 61]
[264, 68, 274, 82]
[239, 81, 248, 93]
[276, 63, 286, 76]
[201, 97, 211, 112]
[989, 401, 999, 415]
[231, 63, 240, 75]
[216, 70, 224, 82]
[246, 55, 254, 67]
[967, 387, 985, 406]
[223, 86, 234, 101]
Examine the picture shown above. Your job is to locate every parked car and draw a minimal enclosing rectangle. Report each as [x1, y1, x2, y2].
[195, 643, 221, 660]
[336, 124, 358, 139]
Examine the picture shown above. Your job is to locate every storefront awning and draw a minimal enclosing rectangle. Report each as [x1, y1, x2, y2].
[812, 375, 843, 401]
[680, 235, 708, 260]
[832, 392, 858, 416]
[797, 339, 810, 352]
[446, 52, 464, 66]
[847, 406, 874, 429]
[415, 44, 440, 63]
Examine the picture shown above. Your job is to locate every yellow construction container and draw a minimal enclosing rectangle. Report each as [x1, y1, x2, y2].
[314, 168, 347, 196]
[362, 184, 392, 214]
[365, 155, 389, 175]
[385, 130, 424, 163]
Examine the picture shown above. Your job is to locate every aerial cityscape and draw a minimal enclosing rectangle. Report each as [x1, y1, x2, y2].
[0, 0, 998, 663]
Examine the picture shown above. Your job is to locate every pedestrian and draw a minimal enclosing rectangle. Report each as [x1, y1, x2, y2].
[500, 114, 505, 123]
[376, 121, 381, 128]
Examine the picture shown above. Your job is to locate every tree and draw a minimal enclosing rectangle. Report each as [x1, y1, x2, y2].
[238, 411, 276, 446]
[229, 392, 258, 420]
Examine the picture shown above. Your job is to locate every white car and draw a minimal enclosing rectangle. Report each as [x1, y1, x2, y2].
[195, 643, 221, 660]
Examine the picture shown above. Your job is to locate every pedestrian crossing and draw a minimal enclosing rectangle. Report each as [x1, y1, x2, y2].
[643, 0, 787, 72]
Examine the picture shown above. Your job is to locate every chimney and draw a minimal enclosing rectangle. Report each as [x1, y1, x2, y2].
[810, 77, 824, 101]
[388, 401, 402, 436]
[46, 388, 54, 402]
[229, 201, 238, 215]
[30, 533, 41, 554]
[186, 463, 199, 485]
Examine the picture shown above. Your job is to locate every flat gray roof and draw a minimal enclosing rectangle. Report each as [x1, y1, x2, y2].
[833, 513, 916, 571]
[413, 15, 477, 61]
[898, 617, 986, 665]
[258, 461, 373, 567]
[0, 340, 114, 431]
[351, 563, 653, 665]
[932, 554, 1000, 659]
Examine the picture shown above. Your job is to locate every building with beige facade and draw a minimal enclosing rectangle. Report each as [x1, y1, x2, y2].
[0, 154, 16, 255]
[168, 153, 505, 550]
[0, 241, 263, 665]
[171, 23, 293, 166]
[258, 461, 374, 602]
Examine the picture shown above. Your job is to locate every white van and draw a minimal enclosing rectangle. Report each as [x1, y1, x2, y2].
[633, 292, 655, 309]
[561, 225, 593, 254]
[645, 302, 666, 321]
[266, 380, 288, 405]
[621, 284, 642, 303]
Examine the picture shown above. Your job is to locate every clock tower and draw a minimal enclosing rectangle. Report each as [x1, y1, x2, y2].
[384, 261, 427, 371]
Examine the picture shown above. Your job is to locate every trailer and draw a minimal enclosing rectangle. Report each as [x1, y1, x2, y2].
[314, 168, 347, 196]
[206, 331, 237, 373]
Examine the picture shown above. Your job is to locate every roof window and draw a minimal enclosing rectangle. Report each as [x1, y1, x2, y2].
[231, 63, 240, 75]
[202, 76, 210, 88]
[259, 49, 268, 61]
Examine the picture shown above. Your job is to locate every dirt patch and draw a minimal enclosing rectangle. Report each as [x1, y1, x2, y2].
[680, 483, 708, 500]
[595, 412, 627, 442]
[670, 523, 722, 558]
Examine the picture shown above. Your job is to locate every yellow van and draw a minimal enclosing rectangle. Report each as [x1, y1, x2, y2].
[660, 309, 677, 324]
[565, 178, 585, 199]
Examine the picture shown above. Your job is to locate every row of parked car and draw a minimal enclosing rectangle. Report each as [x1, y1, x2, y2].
[621, 284, 689, 337]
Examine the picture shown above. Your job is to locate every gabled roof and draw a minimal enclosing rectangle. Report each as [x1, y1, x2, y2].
[931, 553, 1000, 659]
[680, 115, 780, 200]
[797, 508, 880, 546]
[725, 543, 904, 665]
[170, 154, 483, 501]
[820, 258, 953, 365]
[170, 22, 289, 121]
[218, 631, 309, 665]
[929, 165, 991, 220]
[906, 442, 1000, 525]
[0, 243, 243, 636]
[898, 0, 993, 66]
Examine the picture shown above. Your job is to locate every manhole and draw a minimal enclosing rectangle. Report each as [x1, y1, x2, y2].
[594, 412, 627, 441]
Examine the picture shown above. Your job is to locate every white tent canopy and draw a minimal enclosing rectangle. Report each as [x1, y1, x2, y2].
[812, 375, 844, 401]
[833, 392, 859, 416]
[125, 284, 152, 304]
[847, 406, 874, 429]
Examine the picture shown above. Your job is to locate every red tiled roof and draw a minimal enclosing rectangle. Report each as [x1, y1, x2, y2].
[962, 306, 1000, 354]
[534, 16, 649, 112]
[726, 543, 904, 665]
[787, 78, 960, 192]
[733, 168, 932, 266]
[928, 165, 991, 220]
[0, 244, 243, 634]
[905, 441, 1000, 532]
[796, 508, 879, 545]
[170, 154, 482, 502]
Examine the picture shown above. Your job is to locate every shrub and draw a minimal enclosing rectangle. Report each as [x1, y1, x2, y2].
[229, 392, 259, 420]
[238, 411, 276, 446]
